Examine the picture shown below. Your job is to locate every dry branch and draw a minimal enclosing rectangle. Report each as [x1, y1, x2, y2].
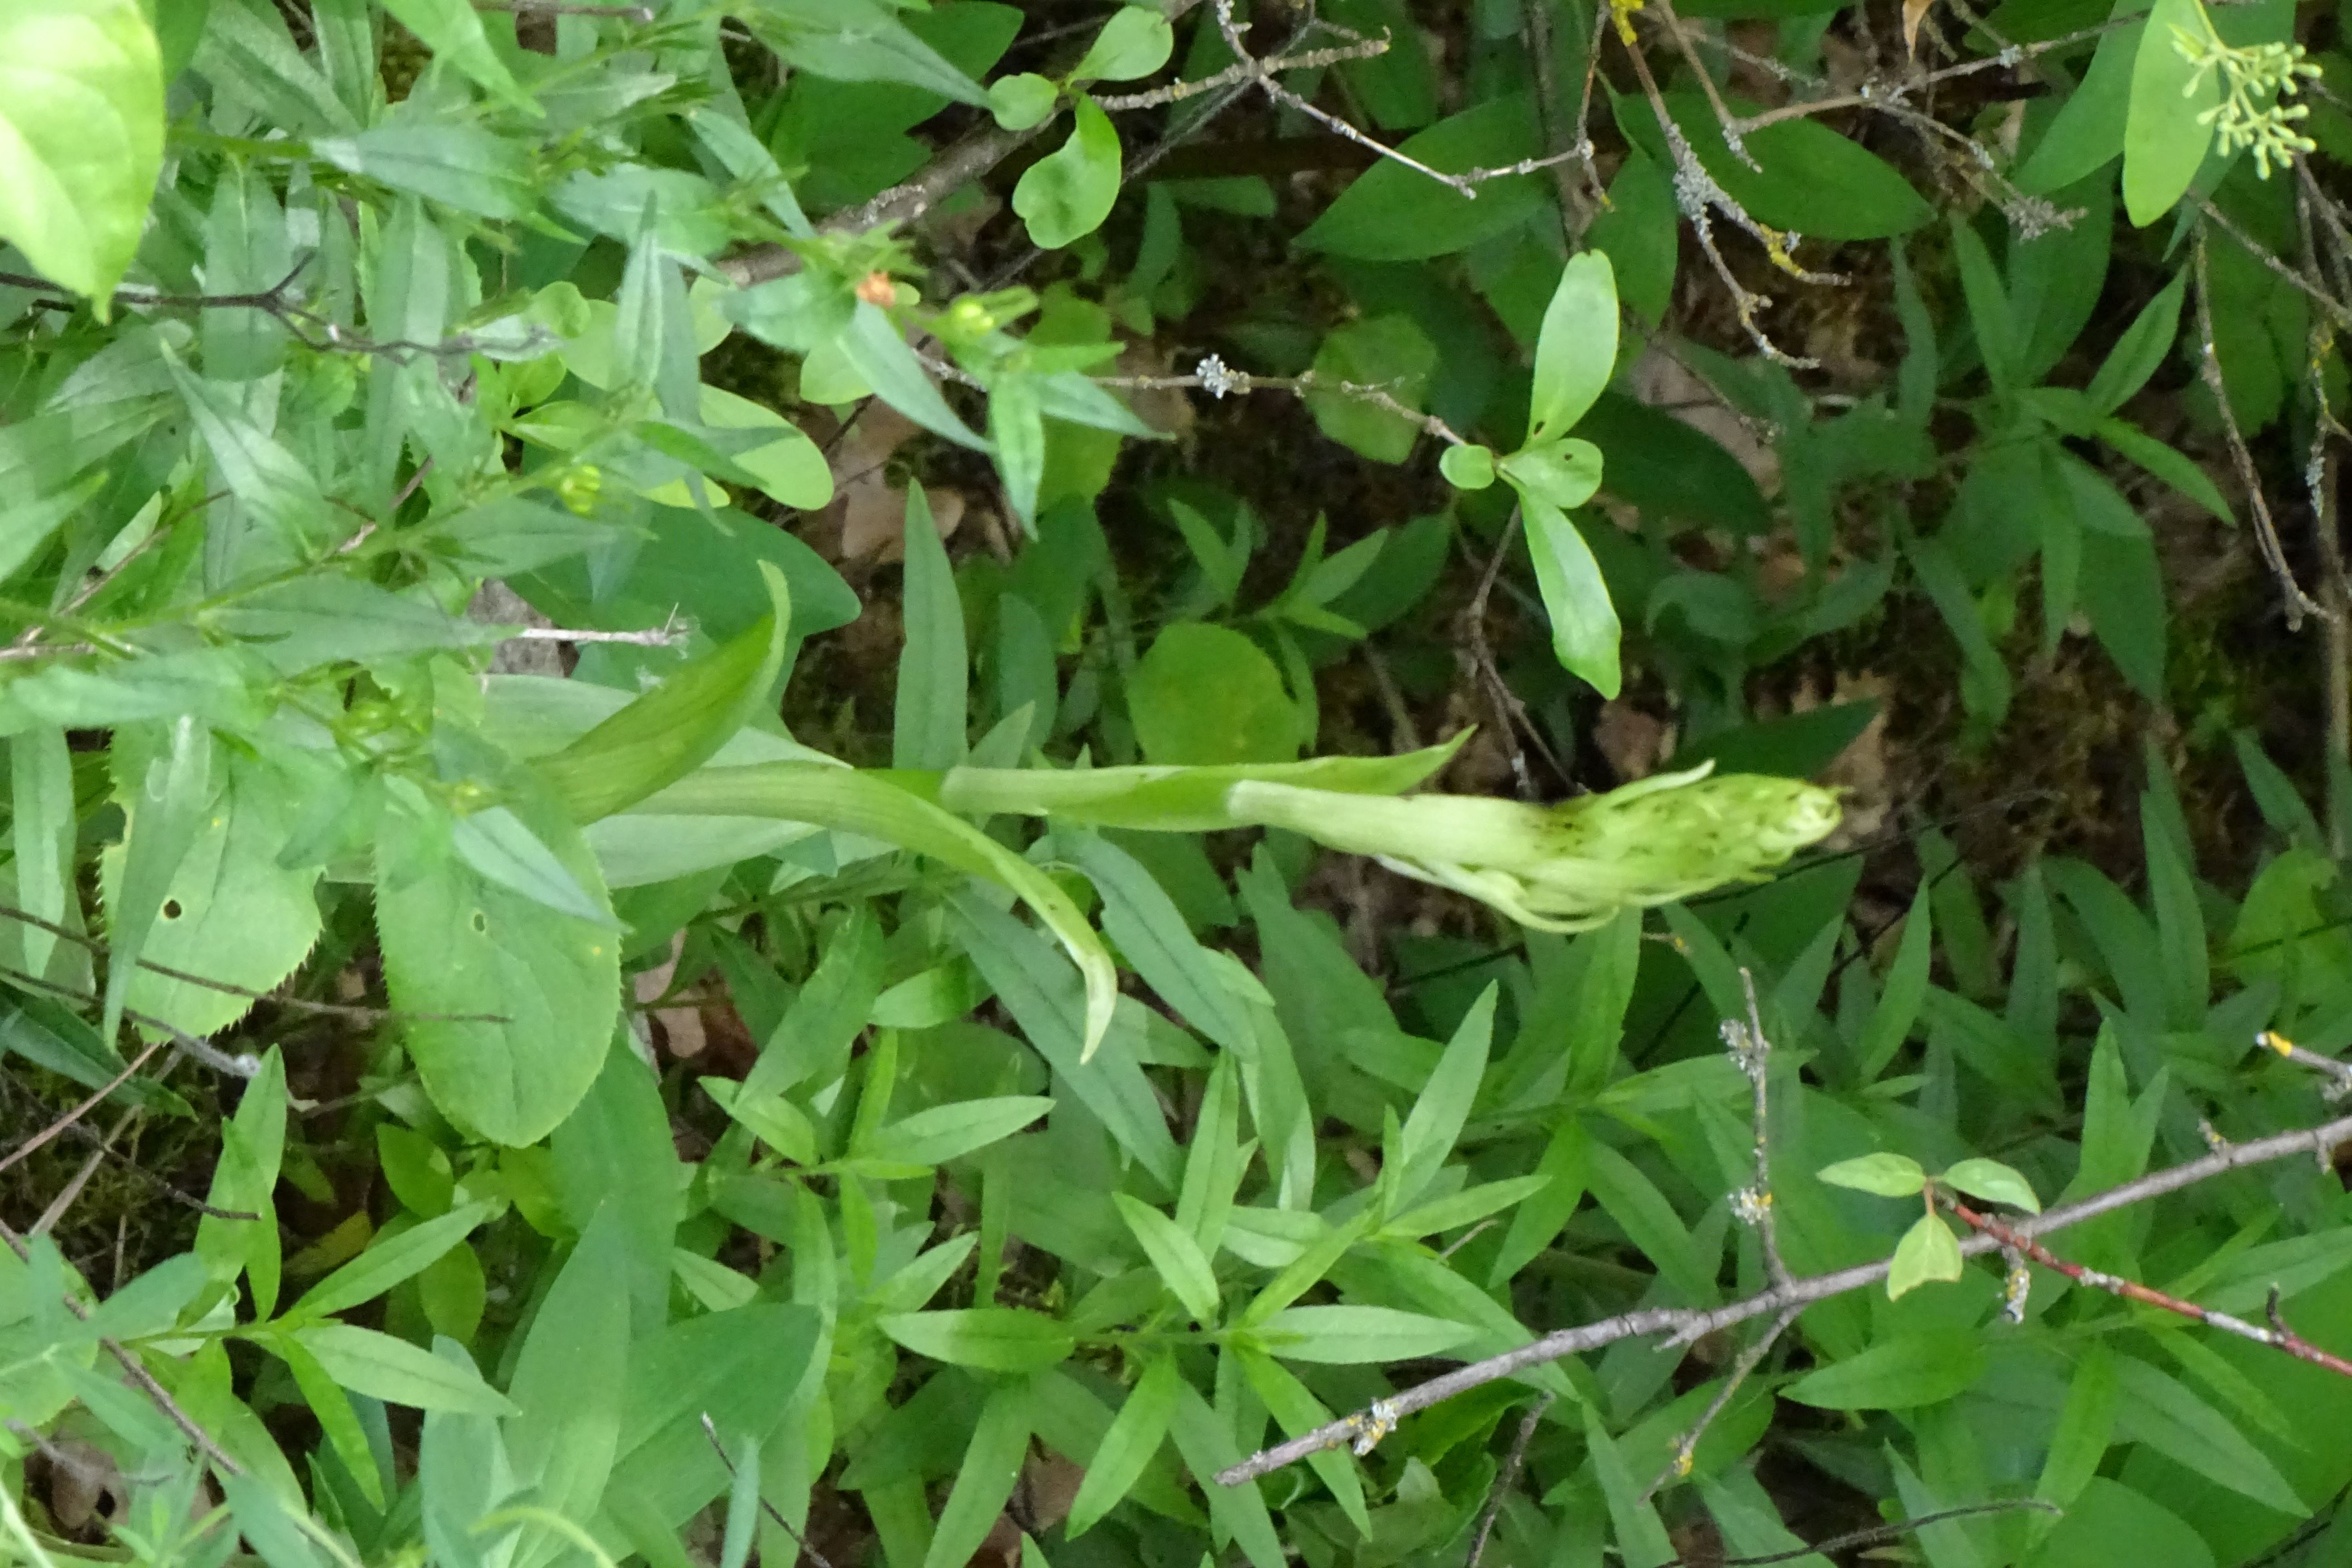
[1216, 1105, 2352, 1485]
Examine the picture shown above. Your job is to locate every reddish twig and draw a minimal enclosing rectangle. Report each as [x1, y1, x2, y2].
[1215, 1107, 2352, 1484]
[1945, 1195, 2352, 1379]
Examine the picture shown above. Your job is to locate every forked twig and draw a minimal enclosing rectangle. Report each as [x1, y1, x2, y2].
[1215, 1105, 2352, 1484]
[1946, 1195, 2352, 1378]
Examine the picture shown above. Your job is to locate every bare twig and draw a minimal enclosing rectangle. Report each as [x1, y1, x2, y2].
[1644, 1305, 1798, 1501]
[1519, 0, 1603, 234]
[0, 902, 501, 1024]
[0, 262, 546, 364]
[1642, 972, 1797, 1498]
[2193, 230, 2328, 628]
[2255, 1030, 2352, 1098]
[32, 1105, 140, 1238]
[1094, 36, 1391, 112]
[1668, 1501, 2063, 1568]
[2194, 194, 2352, 333]
[1210, 0, 1478, 196]
[1728, 970, 1791, 1289]
[1613, 38, 1830, 369]
[0, 1036, 167, 1181]
[1215, 1106, 2352, 1484]
[1459, 510, 1565, 795]
[0, 1214, 246, 1477]
[1101, 361, 1468, 444]
[1463, 1392, 1553, 1568]
[0, 960, 259, 1079]
[699, 1413, 835, 1568]
[510, 618, 687, 647]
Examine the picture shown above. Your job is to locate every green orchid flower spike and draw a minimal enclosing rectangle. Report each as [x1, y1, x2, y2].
[1220, 763, 1843, 932]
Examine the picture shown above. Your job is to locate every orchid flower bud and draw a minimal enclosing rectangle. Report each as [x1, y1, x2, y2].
[1222, 763, 1841, 931]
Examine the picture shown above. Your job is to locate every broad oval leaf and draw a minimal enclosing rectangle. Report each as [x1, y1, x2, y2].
[1072, 8, 1173, 81]
[1817, 1152, 1928, 1197]
[375, 798, 621, 1147]
[0, 0, 164, 302]
[1886, 1212, 1964, 1299]
[1939, 1156, 2041, 1213]
[1013, 94, 1122, 250]
[99, 754, 323, 1039]
[1529, 252, 1620, 444]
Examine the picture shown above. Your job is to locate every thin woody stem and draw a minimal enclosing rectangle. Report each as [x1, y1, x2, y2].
[0, 902, 505, 1024]
[0, 1036, 168, 1180]
[2257, 1029, 2352, 1097]
[1215, 1106, 2352, 1485]
[1094, 365, 1470, 446]
[0, 1213, 245, 1477]
[1642, 973, 1794, 1499]
[1463, 1391, 1554, 1568]
[2193, 230, 2328, 628]
[1944, 1196, 2352, 1379]
[1734, 968, 1792, 1289]
[1643, 1303, 1797, 1501]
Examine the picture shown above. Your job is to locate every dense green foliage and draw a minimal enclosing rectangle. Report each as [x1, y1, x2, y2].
[4, 3, 2352, 1568]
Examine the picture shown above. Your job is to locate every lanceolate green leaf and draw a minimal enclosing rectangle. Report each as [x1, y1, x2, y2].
[289, 1323, 518, 1415]
[894, 487, 968, 771]
[874, 1307, 1073, 1372]
[537, 563, 791, 823]
[927, 732, 1469, 830]
[505, 1207, 632, 1558]
[2122, 0, 2218, 225]
[643, 764, 1119, 1058]
[1113, 1195, 1221, 1323]
[1514, 487, 1622, 697]
[1064, 1357, 1181, 1537]
[379, 0, 536, 113]
[287, 1202, 498, 1321]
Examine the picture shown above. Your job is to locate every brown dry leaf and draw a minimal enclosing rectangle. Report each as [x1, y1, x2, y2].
[1111, 343, 1196, 439]
[1628, 348, 1779, 495]
[1024, 1451, 1085, 1534]
[1593, 700, 1676, 781]
[44, 1440, 130, 1537]
[633, 935, 707, 1059]
[820, 396, 966, 562]
[1901, 0, 1932, 56]
[843, 477, 964, 563]
[1801, 671, 1892, 849]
